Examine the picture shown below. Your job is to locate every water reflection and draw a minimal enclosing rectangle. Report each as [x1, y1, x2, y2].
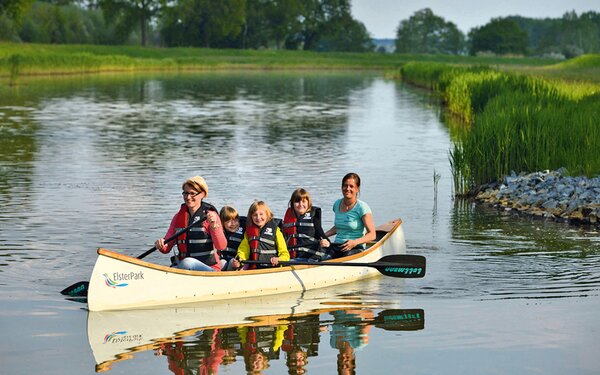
[89, 292, 424, 374]
[447, 200, 600, 300]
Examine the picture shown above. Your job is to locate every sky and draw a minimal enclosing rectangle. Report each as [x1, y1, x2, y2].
[351, 0, 600, 39]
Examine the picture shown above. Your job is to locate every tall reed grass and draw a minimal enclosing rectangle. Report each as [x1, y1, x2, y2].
[402, 57, 600, 195]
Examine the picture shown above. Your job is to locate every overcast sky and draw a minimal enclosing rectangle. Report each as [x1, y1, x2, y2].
[351, 0, 600, 39]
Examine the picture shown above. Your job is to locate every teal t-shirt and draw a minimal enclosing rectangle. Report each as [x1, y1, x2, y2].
[332, 199, 372, 247]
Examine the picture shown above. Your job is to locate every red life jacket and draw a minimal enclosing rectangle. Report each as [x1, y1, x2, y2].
[282, 208, 297, 258]
[282, 207, 322, 259]
[246, 219, 279, 269]
[172, 202, 218, 266]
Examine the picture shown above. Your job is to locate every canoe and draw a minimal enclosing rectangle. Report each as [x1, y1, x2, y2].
[88, 279, 424, 371]
[87, 219, 406, 311]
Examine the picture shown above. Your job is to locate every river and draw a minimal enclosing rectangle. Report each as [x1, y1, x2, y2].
[0, 71, 599, 374]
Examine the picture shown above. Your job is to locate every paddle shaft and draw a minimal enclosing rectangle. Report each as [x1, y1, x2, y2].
[137, 214, 208, 260]
[242, 254, 426, 278]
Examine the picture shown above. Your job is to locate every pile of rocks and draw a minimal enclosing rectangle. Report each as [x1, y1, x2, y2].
[474, 169, 600, 226]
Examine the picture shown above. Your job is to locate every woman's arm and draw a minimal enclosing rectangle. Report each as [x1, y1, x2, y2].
[206, 211, 227, 250]
[155, 213, 178, 253]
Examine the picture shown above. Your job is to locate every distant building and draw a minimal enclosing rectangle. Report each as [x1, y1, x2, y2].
[372, 39, 396, 53]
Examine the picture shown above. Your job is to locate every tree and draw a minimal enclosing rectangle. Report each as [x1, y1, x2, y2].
[0, 0, 34, 21]
[99, 0, 166, 45]
[291, 0, 371, 52]
[160, 0, 245, 48]
[316, 13, 372, 52]
[537, 11, 600, 57]
[395, 8, 465, 54]
[469, 18, 528, 55]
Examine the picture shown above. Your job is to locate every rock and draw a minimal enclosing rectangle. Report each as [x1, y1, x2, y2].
[472, 169, 600, 228]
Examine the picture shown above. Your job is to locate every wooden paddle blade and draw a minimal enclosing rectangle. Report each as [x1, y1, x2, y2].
[374, 254, 426, 278]
[60, 281, 89, 297]
[373, 309, 425, 331]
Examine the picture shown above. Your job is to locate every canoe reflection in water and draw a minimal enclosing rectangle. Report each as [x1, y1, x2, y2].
[89, 287, 424, 374]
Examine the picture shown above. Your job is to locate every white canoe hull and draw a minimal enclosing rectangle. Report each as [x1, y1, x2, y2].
[87, 219, 405, 311]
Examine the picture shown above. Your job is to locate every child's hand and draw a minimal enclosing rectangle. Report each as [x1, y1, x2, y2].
[232, 258, 241, 269]
[270, 257, 280, 266]
[320, 238, 330, 248]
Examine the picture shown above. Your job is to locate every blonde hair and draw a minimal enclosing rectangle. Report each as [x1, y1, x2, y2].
[247, 200, 273, 222]
[220, 205, 239, 223]
[289, 188, 312, 210]
[182, 176, 208, 196]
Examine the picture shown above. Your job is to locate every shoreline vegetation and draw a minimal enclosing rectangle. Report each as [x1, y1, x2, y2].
[399, 55, 600, 226]
[0, 42, 559, 79]
[2, 42, 599, 226]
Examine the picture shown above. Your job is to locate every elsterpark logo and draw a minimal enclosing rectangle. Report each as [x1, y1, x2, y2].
[103, 331, 127, 344]
[103, 331, 143, 344]
[103, 271, 144, 288]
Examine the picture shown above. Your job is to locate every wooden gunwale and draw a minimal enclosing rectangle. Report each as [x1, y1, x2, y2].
[96, 218, 402, 276]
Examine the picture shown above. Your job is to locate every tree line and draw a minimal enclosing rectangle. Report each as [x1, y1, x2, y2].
[396, 8, 600, 58]
[0, 0, 373, 52]
[1, 1, 599, 58]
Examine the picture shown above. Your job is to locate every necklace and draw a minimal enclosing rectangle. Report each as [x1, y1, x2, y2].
[343, 200, 356, 211]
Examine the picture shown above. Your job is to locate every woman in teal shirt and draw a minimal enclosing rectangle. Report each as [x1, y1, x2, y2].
[325, 173, 376, 258]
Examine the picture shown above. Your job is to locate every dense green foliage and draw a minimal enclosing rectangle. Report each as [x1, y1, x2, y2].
[510, 11, 600, 57]
[469, 18, 528, 55]
[395, 8, 465, 54]
[1, 0, 373, 52]
[400, 56, 600, 194]
[98, 0, 166, 46]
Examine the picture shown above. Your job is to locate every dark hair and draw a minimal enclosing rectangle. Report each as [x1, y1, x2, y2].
[342, 172, 361, 187]
[289, 188, 312, 210]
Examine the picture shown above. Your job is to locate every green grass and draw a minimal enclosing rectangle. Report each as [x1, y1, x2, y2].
[400, 55, 600, 194]
[0, 42, 562, 78]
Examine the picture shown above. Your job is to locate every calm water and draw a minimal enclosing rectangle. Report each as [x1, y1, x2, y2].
[1, 72, 599, 375]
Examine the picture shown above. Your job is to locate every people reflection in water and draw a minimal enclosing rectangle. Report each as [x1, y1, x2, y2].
[330, 309, 374, 375]
[238, 323, 287, 374]
[282, 314, 324, 374]
[151, 309, 376, 375]
[155, 328, 227, 375]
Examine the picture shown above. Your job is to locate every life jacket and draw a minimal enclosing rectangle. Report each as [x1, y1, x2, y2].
[222, 216, 246, 259]
[246, 219, 279, 269]
[173, 202, 218, 266]
[282, 207, 325, 259]
[281, 324, 295, 353]
[240, 325, 286, 359]
[162, 342, 186, 375]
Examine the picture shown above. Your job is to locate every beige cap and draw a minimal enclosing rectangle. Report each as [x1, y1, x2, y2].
[183, 176, 209, 196]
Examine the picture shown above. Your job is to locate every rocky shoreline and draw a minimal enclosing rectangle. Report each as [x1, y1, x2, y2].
[474, 169, 600, 226]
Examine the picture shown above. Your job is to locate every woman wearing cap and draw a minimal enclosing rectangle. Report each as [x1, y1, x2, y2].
[154, 176, 227, 271]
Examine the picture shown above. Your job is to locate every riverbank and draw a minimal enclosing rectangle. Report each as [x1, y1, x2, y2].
[474, 169, 600, 226]
[0, 42, 558, 79]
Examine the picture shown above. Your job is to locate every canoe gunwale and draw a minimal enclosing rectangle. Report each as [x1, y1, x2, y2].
[96, 218, 403, 277]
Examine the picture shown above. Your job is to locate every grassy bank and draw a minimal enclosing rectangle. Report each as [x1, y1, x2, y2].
[400, 56, 600, 195]
[0, 42, 560, 79]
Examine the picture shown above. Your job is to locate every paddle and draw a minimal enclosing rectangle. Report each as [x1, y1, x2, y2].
[373, 308, 425, 331]
[241, 254, 426, 278]
[60, 214, 208, 297]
